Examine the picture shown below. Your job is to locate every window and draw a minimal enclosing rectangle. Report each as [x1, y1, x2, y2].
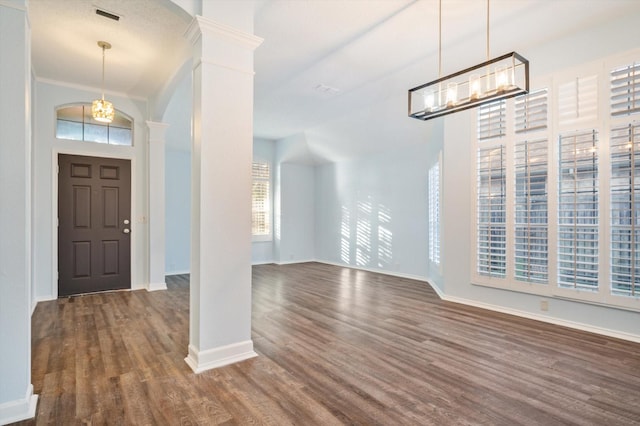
[611, 62, 640, 117]
[557, 130, 599, 290]
[252, 162, 271, 239]
[428, 160, 440, 264]
[477, 144, 506, 277]
[610, 122, 640, 297]
[515, 89, 548, 133]
[514, 139, 548, 283]
[478, 99, 506, 140]
[473, 53, 640, 310]
[56, 104, 133, 146]
[558, 75, 598, 125]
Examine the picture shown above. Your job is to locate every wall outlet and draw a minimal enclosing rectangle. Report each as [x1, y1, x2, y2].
[540, 300, 549, 311]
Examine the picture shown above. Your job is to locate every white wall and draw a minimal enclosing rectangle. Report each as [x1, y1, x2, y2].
[165, 149, 191, 274]
[278, 163, 315, 263]
[32, 81, 149, 300]
[0, 3, 37, 422]
[163, 72, 192, 275]
[315, 141, 438, 281]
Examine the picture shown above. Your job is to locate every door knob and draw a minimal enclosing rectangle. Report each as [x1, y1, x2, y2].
[123, 229, 130, 234]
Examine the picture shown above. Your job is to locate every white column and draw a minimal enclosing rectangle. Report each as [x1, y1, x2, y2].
[183, 14, 263, 373]
[147, 121, 169, 291]
[0, 1, 38, 424]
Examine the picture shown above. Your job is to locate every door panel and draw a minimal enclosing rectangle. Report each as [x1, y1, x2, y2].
[58, 154, 131, 296]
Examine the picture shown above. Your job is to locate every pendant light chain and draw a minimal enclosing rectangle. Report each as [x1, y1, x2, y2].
[438, 0, 442, 78]
[101, 44, 106, 101]
[486, 0, 490, 61]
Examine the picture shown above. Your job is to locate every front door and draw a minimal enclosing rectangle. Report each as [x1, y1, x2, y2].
[58, 154, 131, 297]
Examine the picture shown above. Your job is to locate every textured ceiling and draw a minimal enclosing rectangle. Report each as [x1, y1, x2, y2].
[30, 0, 192, 99]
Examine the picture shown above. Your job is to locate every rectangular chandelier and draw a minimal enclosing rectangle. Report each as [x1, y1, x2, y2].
[408, 51, 529, 121]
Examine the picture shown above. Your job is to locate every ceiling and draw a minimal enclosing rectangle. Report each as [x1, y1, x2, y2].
[29, 0, 640, 144]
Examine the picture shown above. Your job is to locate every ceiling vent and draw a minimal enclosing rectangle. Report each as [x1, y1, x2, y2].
[314, 84, 340, 96]
[96, 8, 120, 21]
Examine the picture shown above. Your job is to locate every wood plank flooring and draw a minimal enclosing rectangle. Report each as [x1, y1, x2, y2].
[14, 262, 640, 425]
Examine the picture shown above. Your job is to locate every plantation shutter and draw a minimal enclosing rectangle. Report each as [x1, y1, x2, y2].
[515, 89, 548, 133]
[428, 162, 440, 264]
[478, 100, 506, 140]
[477, 145, 507, 277]
[558, 130, 599, 290]
[252, 162, 270, 236]
[611, 62, 640, 117]
[610, 122, 640, 296]
[558, 75, 598, 125]
[514, 138, 548, 283]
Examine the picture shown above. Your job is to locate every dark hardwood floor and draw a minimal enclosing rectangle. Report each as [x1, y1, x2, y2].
[15, 262, 640, 425]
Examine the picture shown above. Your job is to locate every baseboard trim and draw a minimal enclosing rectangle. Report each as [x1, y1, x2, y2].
[274, 259, 315, 265]
[184, 340, 257, 374]
[442, 294, 640, 344]
[146, 282, 167, 292]
[315, 260, 445, 298]
[251, 260, 274, 265]
[166, 270, 190, 276]
[0, 384, 38, 425]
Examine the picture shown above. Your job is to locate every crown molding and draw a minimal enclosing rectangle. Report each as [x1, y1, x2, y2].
[184, 15, 263, 51]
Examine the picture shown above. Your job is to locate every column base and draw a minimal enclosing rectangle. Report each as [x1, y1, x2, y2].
[0, 385, 38, 425]
[184, 341, 257, 373]
[146, 282, 167, 292]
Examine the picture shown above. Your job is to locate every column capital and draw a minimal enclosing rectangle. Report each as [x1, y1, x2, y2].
[146, 120, 170, 142]
[184, 15, 263, 51]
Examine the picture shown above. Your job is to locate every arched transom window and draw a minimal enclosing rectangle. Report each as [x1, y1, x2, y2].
[55, 104, 133, 146]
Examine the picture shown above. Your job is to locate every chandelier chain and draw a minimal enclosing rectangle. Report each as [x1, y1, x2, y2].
[101, 44, 106, 101]
[486, 0, 490, 60]
[438, 0, 442, 78]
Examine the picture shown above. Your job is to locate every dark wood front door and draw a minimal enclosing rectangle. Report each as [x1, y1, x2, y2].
[58, 154, 131, 297]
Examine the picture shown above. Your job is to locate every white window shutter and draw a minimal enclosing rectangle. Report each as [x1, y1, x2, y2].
[478, 100, 506, 140]
[252, 162, 271, 236]
[611, 62, 640, 117]
[514, 138, 548, 283]
[515, 89, 548, 133]
[558, 75, 598, 125]
[477, 145, 507, 277]
[557, 130, 599, 290]
[610, 122, 640, 296]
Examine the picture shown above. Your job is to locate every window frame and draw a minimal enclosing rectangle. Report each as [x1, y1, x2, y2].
[55, 103, 134, 146]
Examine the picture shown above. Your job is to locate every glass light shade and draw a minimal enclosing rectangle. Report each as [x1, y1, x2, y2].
[446, 82, 458, 106]
[495, 65, 511, 92]
[423, 89, 435, 110]
[92, 99, 115, 123]
[469, 74, 482, 100]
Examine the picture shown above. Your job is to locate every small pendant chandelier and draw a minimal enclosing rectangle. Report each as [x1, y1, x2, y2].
[92, 41, 115, 123]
